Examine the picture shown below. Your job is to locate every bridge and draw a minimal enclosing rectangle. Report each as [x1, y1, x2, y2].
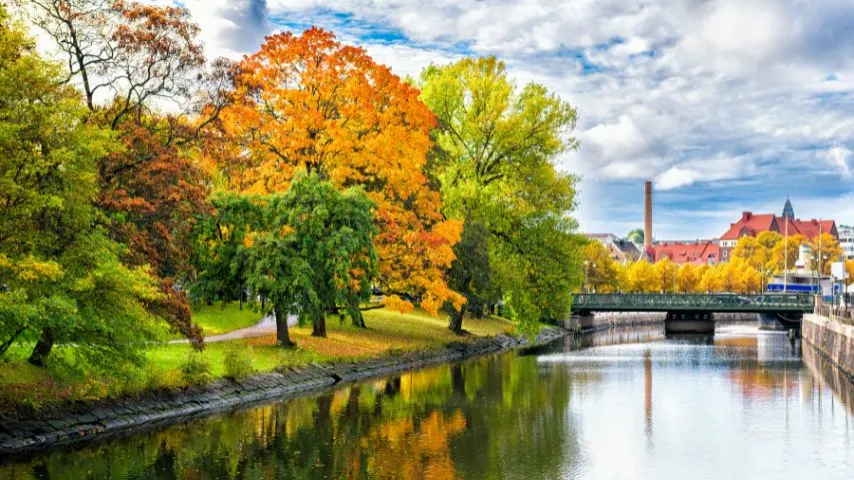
[570, 293, 815, 334]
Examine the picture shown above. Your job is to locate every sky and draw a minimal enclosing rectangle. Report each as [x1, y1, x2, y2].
[163, 0, 854, 240]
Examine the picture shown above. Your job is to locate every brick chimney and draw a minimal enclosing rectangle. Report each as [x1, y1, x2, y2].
[644, 181, 653, 248]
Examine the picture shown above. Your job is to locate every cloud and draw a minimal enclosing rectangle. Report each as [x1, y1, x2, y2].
[827, 146, 853, 178]
[182, 0, 270, 59]
[153, 0, 854, 238]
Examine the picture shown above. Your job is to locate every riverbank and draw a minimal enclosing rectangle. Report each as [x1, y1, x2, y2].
[802, 313, 854, 380]
[0, 326, 567, 455]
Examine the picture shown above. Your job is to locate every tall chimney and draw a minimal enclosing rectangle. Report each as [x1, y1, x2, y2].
[644, 181, 653, 248]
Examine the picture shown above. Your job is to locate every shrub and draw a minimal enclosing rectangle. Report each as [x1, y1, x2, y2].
[180, 353, 212, 386]
[223, 347, 253, 380]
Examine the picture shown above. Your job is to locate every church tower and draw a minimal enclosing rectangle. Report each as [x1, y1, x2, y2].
[782, 195, 795, 221]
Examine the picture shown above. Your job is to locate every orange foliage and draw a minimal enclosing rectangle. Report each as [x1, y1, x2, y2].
[211, 28, 463, 313]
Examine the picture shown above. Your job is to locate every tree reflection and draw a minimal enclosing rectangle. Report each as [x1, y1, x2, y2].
[2, 352, 580, 479]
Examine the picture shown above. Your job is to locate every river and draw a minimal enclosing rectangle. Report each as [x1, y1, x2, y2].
[2, 324, 854, 479]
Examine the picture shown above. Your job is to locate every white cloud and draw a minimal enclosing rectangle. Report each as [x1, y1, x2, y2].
[827, 146, 852, 178]
[151, 0, 854, 238]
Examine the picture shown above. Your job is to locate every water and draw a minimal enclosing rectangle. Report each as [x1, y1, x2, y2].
[3, 324, 854, 479]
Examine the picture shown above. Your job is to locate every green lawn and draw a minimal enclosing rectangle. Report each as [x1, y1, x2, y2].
[0, 308, 527, 413]
[191, 301, 264, 336]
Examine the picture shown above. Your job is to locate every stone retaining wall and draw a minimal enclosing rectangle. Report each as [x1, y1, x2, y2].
[565, 312, 758, 332]
[0, 328, 566, 456]
[802, 314, 854, 379]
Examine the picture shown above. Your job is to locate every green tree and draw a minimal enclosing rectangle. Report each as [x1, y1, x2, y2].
[446, 220, 493, 334]
[0, 8, 161, 367]
[246, 174, 377, 343]
[626, 228, 644, 246]
[419, 56, 582, 331]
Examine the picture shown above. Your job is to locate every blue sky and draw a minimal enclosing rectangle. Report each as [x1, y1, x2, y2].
[166, 0, 854, 239]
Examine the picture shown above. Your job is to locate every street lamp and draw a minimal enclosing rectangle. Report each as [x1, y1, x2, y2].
[584, 260, 595, 294]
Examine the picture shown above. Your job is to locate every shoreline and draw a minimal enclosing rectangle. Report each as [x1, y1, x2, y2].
[0, 327, 567, 457]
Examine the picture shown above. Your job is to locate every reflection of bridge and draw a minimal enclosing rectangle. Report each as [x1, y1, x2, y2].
[570, 294, 815, 334]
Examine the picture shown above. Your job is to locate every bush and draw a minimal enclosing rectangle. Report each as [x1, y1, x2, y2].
[223, 347, 253, 380]
[180, 353, 212, 386]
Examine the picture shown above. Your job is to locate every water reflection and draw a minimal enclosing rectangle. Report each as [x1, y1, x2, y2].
[3, 325, 854, 479]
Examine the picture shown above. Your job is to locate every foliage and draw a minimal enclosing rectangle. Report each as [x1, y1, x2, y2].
[223, 346, 253, 381]
[581, 240, 620, 293]
[626, 228, 645, 245]
[419, 56, 582, 330]
[0, 9, 161, 367]
[180, 352, 212, 386]
[446, 220, 494, 333]
[245, 174, 378, 341]
[809, 233, 843, 275]
[212, 27, 462, 314]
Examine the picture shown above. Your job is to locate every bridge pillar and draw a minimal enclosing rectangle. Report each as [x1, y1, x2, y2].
[566, 312, 594, 332]
[757, 313, 786, 331]
[665, 311, 715, 334]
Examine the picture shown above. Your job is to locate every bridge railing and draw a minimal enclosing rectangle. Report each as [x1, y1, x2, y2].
[571, 293, 815, 313]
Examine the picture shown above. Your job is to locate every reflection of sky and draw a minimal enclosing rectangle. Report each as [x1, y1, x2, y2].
[541, 328, 854, 479]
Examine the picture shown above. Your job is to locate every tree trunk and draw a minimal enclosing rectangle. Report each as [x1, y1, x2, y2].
[350, 308, 366, 328]
[312, 312, 327, 337]
[28, 328, 55, 367]
[0, 326, 27, 358]
[448, 306, 466, 335]
[274, 308, 294, 348]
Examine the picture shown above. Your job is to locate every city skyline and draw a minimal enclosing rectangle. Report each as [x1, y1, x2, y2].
[145, 0, 854, 238]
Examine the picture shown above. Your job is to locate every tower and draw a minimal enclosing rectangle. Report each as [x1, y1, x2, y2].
[644, 181, 653, 248]
[782, 195, 795, 221]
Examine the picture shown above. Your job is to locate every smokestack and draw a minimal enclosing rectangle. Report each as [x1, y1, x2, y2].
[644, 181, 653, 248]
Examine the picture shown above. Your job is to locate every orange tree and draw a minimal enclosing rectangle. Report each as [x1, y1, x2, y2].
[211, 28, 463, 317]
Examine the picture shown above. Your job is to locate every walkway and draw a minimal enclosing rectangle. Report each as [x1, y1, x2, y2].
[168, 314, 298, 344]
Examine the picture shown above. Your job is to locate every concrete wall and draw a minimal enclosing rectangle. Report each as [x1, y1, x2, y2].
[802, 314, 854, 380]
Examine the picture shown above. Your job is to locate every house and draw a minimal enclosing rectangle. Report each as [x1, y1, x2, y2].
[585, 233, 642, 263]
[719, 197, 837, 261]
[649, 240, 721, 266]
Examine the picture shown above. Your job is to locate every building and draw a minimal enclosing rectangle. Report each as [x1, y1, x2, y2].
[649, 240, 721, 266]
[840, 225, 854, 260]
[586, 233, 642, 263]
[719, 198, 838, 261]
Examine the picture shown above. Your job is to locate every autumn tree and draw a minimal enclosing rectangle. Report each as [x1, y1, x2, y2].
[246, 174, 377, 341]
[676, 264, 702, 293]
[15, 0, 233, 345]
[771, 234, 806, 275]
[582, 241, 620, 293]
[419, 56, 581, 329]
[653, 258, 678, 293]
[622, 261, 657, 293]
[213, 28, 463, 316]
[0, 8, 161, 367]
[810, 233, 843, 275]
[731, 231, 780, 290]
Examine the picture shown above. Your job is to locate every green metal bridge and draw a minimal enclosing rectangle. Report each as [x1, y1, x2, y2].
[571, 293, 815, 315]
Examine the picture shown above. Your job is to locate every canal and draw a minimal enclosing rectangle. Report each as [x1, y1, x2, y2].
[2, 324, 854, 479]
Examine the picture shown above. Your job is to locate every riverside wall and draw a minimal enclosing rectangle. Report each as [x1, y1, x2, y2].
[565, 312, 759, 332]
[0, 328, 566, 456]
[802, 314, 854, 380]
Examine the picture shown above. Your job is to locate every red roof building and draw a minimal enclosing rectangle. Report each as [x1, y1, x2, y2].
[719, 199, 837, 261]
[650, 241, 721, 265]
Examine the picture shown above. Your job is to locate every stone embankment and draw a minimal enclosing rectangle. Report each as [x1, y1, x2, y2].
[565, 312, 758, 332]
[0, 327, 566, 456]
[802, 313, 854, 380]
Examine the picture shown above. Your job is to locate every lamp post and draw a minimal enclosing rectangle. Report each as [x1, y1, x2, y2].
[584, 260, 590, 294]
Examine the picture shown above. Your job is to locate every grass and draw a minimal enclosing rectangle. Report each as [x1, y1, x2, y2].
[191, 301, 264, 336]
[0, 308, 523, 414]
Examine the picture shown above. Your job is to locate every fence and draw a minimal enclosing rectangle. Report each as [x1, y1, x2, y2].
[815, 304, 854, 326]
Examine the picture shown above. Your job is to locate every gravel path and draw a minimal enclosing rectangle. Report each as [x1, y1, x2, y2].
[169, 313, 298, 344]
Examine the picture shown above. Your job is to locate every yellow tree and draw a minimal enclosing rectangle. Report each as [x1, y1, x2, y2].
[653, 258, 678, 293]
[582, 241, 620, 293]
[622, 261, 658, 293]
[771, 234, 806, 274]
[732, 231, 780, 290]
[676, 264, 702, 293]
[700, 265, 724, 293]
[846, 260, 854, 286]
[212, 28, 464, 313]
[810, 233, 843, 275]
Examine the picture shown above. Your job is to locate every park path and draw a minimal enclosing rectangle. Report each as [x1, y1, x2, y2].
[168, 313, 298, 344]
